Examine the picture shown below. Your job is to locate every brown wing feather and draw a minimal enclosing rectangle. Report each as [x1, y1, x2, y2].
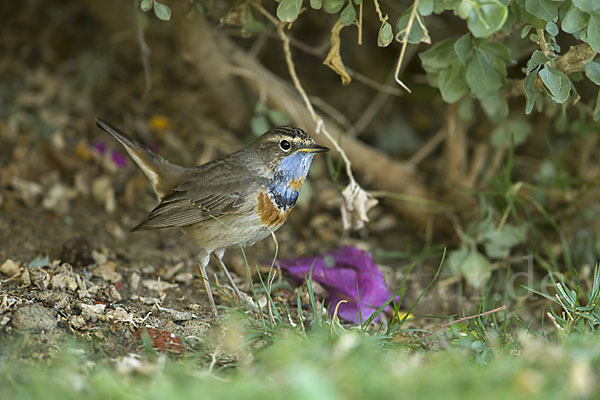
[132, 190, 246, 230]
[132, 150, 265, 231]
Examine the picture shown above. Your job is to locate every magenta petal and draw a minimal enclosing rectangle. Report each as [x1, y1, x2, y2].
[93, 141, 107, 155]
[111, 150, 127, 168]
[278, 246, 396, 323]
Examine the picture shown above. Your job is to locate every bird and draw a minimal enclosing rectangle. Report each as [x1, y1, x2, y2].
[96, 118, 329, 317]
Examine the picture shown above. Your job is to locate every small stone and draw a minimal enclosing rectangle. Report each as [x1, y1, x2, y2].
[20, 269, 31, 286]
[50, 273, 78, 291]
[70, 315, 86, 329]
[93, 261, 122, 283]
[138, 296, 160, 305]
[163, 262, 184, 280]
[141, 265, 155, 274]
[0, 259, 20, 276]
[91, 175, 116, 213]
[107, 285, 122, 302]
[142, 279, 178, 292]
[157, 306, 194, 321]
[174, 272, 193, 284]
[106, 307, 132, 323]
[12, 304, 57, 332]
[30, 268, 50, 290]
[80, 303, 106, 322]
[130, 272, 141, 291]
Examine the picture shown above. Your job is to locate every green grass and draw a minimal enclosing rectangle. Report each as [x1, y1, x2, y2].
[3, 327, 600, 399]
[3, 262, 600, 399]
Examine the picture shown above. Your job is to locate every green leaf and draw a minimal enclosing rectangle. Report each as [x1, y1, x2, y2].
[323, 0, 344, 14]
[491, 119, 532, 148]
[340, 2, 356, 26]
[419, 39, 457, 71]
[594, 90, 600, 121]
[521, 24, 533, 38]
[458, 98, 475, 121]
[586, 15, 600, 53]
[523, 70, 537, 114]
[480, 41, 511, 63]
[585, 61, 600, 85]
[140, 0, 153, 12]
[439, 61, 468, 103]
[539, 66, 562, 96]
[448, 247, 491, 289]
[554, 76, 572, 104]
[310, 0, 322, 9]
[465, 49, 502, 98]
[457, 0, 472, 19]
[378, 22, 393, 47]
[242, 7, 266, 33]
[480, 93, 508, 122]
[572, 0, 600, 13]
[454, 34, 473, 64]
[525, 0, 557, 22]
[153, 0, 171, 20]
[396, 9, 427, 44]
[418, 0, 434, 16]
[277, 0, 302, 22]
[250, 115, 270, 136]
[266, 109, 291, 126]
[466, 0, 508, 38]
[545, 21, 558, 36]
[482, 224, 528, 258]
[526, 50, 551, 73]
[540, 66, 571, 103]
[561, 3, 589, 34]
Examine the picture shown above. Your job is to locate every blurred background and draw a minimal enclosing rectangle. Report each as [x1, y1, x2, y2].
[2, 0, 600, 334]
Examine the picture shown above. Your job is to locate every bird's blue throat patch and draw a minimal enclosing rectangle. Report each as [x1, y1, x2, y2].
[268, 151, 315, 210]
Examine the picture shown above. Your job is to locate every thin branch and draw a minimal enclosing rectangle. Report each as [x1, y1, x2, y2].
[134, 0, 152, 95]
[372, 0, 388, 23]
[408, 129, 445, 166]
[439, 305, 507, 329]
[358, 0, 363, 45]
[393, 0, 420, 92]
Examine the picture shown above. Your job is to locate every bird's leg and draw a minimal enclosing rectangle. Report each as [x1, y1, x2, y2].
[213, 249, 243, 300]
[198, 251, 218, 317]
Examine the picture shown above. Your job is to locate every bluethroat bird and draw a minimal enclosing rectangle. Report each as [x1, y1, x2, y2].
[96, 118, 329, 317]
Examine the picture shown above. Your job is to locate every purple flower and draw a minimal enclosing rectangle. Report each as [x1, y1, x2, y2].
[93, 141, 107, 155]
[93, 141, 127, 168]
[111, 150, 127, 168]
[278, 246, 396, 324]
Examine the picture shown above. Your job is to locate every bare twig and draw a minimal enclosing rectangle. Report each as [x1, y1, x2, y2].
[408, 129, 445, 166]
[546, 311, 564, 331]
[372, 0, 388, 23]
[439, 305, 507, 329]
[393, 0, 420, 92]
[555, 293, 574, 322]
[422, 305, 508, 337]
[535, 28, 551, 56]
[357, 0, 363, 45]
[134, 0, 152, 95]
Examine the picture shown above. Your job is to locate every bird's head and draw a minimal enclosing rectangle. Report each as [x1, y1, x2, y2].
[252, 126, 329, 178]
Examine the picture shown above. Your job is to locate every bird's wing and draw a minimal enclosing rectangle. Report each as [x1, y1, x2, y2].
[132, 154, 264, 231]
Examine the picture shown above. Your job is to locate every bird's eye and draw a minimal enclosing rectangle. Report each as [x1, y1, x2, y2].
[279, 140, 291, 151]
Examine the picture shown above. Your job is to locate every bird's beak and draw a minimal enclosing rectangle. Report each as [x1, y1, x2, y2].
[297, 143, 330, 153]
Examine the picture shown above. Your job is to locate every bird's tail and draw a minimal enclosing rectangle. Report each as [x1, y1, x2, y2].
[96, 117, 186, 200]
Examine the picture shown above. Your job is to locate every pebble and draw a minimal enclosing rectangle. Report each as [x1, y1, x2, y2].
[11, 304, 57, 332]
[0, 259, 20, 276]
